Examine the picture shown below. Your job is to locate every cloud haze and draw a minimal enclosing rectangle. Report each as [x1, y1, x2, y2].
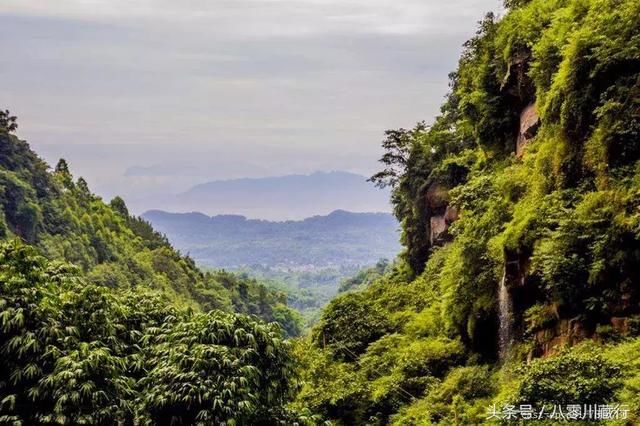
[0, 0, 502, 214]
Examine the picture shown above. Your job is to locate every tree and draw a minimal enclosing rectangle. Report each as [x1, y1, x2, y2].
[369, 124, 432, 273]
[516, 348, 623, 405]
[369, 121, 467, 274]
[503, 0, 532, 9]
[0, 109, 18, 133]
[76, 177, 91, 198]
[315, 292, 392, 359]
[54, 158, 70, 175]
[109, 196, 129, 217]
[0, 241, 304, 425]
[138, 311, 297, 425]
[54, 158, 74, 188]
[369, 126, 418, 190]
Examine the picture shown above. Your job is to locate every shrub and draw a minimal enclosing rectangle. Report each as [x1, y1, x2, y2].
[515, 346, 623, 405]
[315, 292, 392, 360]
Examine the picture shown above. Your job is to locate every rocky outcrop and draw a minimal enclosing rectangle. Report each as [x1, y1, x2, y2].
[425, 183, 449, 211]
[529, 315, 640, 359]
[501, 50, 535, 102]
[444, 205, 459, 224]
[499, 49, 540, 157]
[429, 206, 460, 245]
[504, 246, 640, 360]
[530, 317, 588, 359]
[516, 103, 540, 157]
[425, 183, 459, 246]
[610, 317, 631, 335]
[503, 249, 530, 288]
[429, 215, 447, 245]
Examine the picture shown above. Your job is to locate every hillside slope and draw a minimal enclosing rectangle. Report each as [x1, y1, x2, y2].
[295, 0, 640, 424]
[0, 115, 301, 335]
[0, 113, 316, 423]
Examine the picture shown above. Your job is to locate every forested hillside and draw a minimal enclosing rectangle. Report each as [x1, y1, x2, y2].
[3, 0, 640, 424]
[0, 242, 307, 424]
[294, 0, 640, 424]
[0, 112, 311, 423]
[0, 115, 302, 334]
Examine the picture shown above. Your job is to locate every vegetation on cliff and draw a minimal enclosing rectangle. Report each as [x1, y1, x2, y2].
[295, 0, 640, 423]
[2, 0, 640, 423]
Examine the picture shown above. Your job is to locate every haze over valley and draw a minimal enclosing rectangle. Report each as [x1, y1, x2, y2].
[5, 0, 639, 424]
[132, 170, 391, 219]
[144, 209, 399, 269]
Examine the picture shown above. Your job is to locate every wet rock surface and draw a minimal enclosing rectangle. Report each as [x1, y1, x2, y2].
[516, 103, 540, 157]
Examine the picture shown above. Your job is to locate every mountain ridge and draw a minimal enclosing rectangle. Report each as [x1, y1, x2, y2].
[131, 170, 391, 220]
[143, 208, 395, 225]
[142, 208, 400, 269]
[186, 171, 365, 192]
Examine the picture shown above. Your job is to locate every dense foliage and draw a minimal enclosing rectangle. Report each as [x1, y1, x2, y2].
[3, 0, 640, 423]
[0, 113, 317, 422]
[0, 242, 302, 425]
[295, 0, 640, 423]
[0, 125, 301, 336]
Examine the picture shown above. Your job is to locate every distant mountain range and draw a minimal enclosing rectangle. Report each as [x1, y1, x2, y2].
[143, 209, 401, 269]
[131, 171, 391, 220]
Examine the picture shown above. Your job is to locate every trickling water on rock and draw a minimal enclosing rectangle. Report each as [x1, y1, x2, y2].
[498, 270, 514, 361]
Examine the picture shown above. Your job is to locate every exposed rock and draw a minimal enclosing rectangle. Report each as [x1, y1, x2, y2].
[516, 103, 540, 157]
[429, 208, 458, 245]
[611, 292, 635, 313]
[503, 249, 530, 288]
[501, 50, 535, 103]
[532, 317, 588, 358]
[425, 182, 450, 211]
[610, 317, 630, 335]
[430, 215, 447, 245]
[528, 313, 640, 360]
[444, 205, 459, 225]
[426, 183, 459, 246]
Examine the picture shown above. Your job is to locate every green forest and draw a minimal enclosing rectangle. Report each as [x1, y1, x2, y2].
[2, 0, 640, 424]
[0, 110, 306, 423]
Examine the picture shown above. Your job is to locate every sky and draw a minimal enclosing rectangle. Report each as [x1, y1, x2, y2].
[0, 0, 502, 211]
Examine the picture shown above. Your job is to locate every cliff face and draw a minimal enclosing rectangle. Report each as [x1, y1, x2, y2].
[298, 2, 640, 424]
[425, 182, 458, 246]
[383, 0, 640, 362]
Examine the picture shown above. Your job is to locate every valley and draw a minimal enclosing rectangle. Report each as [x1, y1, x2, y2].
[2, 0, 640, 424]
[142, 208, 400, 324]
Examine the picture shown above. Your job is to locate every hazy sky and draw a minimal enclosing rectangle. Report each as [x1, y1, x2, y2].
[0, 0, 501, 206]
